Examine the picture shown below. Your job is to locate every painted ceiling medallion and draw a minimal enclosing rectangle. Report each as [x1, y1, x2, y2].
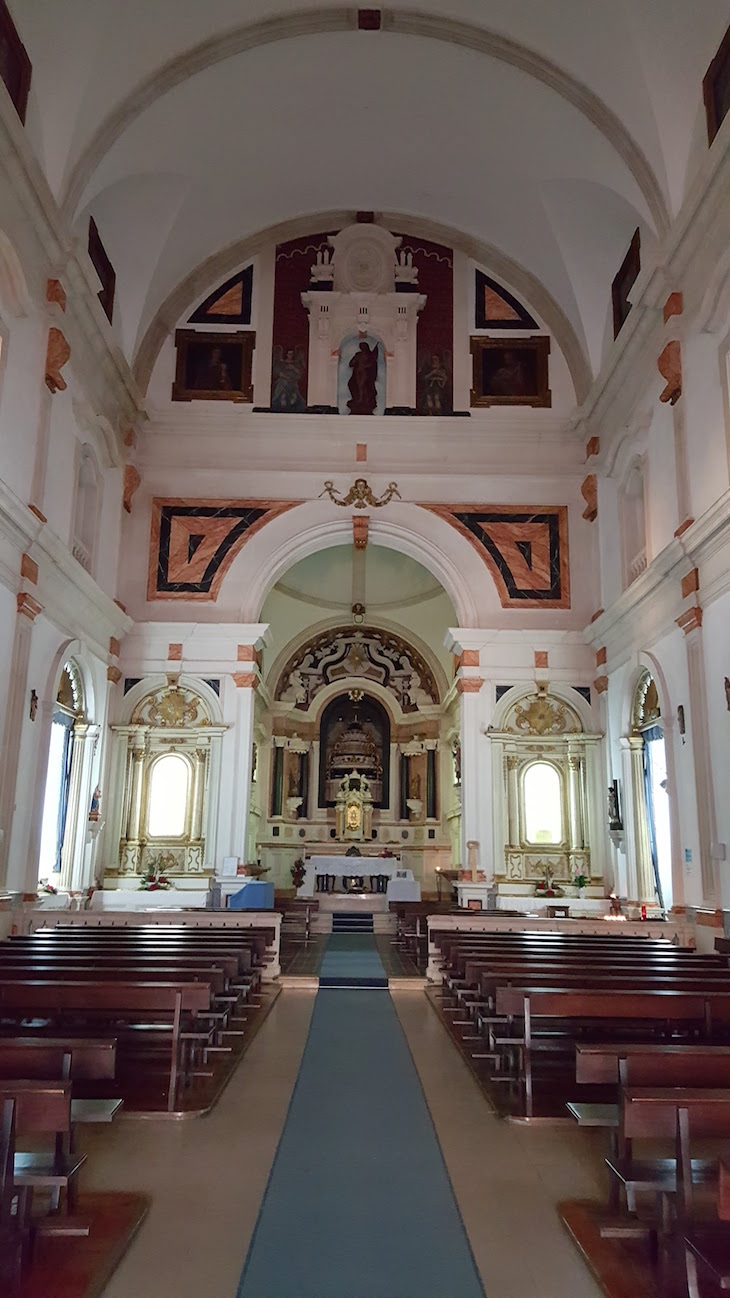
[320, 478, 401, 508]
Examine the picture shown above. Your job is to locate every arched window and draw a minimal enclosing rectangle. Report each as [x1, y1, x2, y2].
[71, 445, 100, 573]
[38, 662, 85, 880]
[147, 754, 190, 838]
[621, 463, 648, 587]
[523, 762, 563, 844]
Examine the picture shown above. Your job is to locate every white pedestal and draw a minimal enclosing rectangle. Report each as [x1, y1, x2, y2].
[455, 882, 493, 910]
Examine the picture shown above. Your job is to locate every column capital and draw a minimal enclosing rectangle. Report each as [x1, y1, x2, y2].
[676, 605, 703, 635]
[456, 678, 484, 694]
[233, 671, 260, 690]
[16, 593, 42, 620]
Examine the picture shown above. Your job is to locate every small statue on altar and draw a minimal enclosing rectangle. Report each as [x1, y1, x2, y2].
[348, 341, 379, 414]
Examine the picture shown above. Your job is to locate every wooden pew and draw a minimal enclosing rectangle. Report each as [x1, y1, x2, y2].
[0, 1098, 25, 1291]
[684, 1159, 730, 1296]
[0, 981, 210, 1113]
[0, 1080, 86, 1218]
[0, 1040, 122, 1128]
[493, 987, 730, 1116]
[604, 1088, 730, 1248]
[568, 1043, 730, 1133]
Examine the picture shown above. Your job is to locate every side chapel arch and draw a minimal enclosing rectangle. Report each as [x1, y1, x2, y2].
[488, 685, 605, 895]
[104, 675, 226, 886]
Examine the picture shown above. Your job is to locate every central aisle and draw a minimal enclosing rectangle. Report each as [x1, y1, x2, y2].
[237, 938, 485, 1298]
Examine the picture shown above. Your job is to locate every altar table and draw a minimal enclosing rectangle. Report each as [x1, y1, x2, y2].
[298, 856, 401, 898]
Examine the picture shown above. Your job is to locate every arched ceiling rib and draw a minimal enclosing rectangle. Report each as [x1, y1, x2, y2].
[132, 211, 593, 403]
[58, 9, 670, 235]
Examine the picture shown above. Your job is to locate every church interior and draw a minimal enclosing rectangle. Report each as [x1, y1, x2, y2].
[0, 3, 729, 1295]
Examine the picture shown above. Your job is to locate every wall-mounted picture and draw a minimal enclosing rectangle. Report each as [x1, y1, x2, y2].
[172, 329, 255, 402]
[703, 22, 730, 144]
[469, 336, 551, 408]
[611, 228, 640, 339]
[0, 1, 31, 123]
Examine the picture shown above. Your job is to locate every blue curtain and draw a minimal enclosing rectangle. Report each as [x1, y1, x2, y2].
[53, 713, 75, 874]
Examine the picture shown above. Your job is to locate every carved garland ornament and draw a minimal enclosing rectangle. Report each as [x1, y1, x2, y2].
[320, 478, 401, 508]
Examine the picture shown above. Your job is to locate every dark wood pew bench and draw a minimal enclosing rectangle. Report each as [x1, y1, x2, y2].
[0, 981, 211, 1112]
[0, 1079, 86, 1220]
[493, 987, 730, 1117]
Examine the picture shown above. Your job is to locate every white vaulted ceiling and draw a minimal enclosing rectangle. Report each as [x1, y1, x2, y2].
[10, 1, 729, 376]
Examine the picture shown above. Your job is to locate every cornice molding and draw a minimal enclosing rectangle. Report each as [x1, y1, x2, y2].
[585, 489, 730, 666]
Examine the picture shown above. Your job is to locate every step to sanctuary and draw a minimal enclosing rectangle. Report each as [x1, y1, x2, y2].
[332, 912, 374, 934]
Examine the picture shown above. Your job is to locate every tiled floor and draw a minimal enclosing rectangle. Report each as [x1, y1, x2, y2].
[85, 987, 605, 1298]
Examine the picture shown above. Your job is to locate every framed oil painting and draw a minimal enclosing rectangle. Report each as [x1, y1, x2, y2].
[611, 228, 640, 339]
[88, 217, 116, 324]
[703, 22, 730, 144]
[173, 330, 256, 402]
[469, 336, 551, 408]
[0, 0, 31, 123]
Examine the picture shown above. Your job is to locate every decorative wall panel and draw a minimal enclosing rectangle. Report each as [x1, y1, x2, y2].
[148, 498, 296, 600]
[426, 505, 570, 608]
[275, 626, 440, 712]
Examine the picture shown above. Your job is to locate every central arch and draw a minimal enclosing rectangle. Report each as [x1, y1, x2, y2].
[223, 499, 497, 627]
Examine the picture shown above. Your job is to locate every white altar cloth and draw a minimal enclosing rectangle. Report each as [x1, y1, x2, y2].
[298, 855, 400, 898]
[387, 878, 421, 901]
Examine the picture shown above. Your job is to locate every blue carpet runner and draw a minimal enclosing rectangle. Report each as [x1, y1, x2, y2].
[319, 933, 387, 987]
[237, 936, 485, 1298]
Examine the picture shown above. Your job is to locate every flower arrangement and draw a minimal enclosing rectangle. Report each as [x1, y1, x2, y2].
[534, 864, 564, 898]
[138, 854, 173, 891]
[291, 858, 306, 889]
[573, 873, 589, 891]
[37, 879, 58, 895]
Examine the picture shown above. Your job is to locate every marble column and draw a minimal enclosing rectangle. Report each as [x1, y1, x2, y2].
[231, 681, 258, 863]
[567, 753, 584, 852]
[678, 608, 717, 904]
[457, 678, 491, 882]
[0, 593, 43, 887]
[622, 736, 656, 903]
[505, 754, 520, 848]
[60, 722, 99, 892]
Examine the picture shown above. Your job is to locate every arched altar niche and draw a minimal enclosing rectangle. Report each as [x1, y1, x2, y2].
[487, 686, 605, 895]
[107, 677, 227, 884]
[318, 693, 390, 810]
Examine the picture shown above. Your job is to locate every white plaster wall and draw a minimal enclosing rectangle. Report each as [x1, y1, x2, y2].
[0, 585, 16, 729]
[701, 591, 730, 908]
[645, 404, 680, 559]
[683, 330, 730, 521]
[0, 314, 46, 502]
[43, 393, 78, 544]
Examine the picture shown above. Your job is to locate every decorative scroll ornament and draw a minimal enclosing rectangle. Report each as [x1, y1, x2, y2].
[276, 626, 438, 712]
[320, 478, 401, 509]
[131, 678, 208, 728]
[503, 690, 583, 736]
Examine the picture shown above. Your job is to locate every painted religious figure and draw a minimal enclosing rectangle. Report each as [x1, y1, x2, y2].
[348, 341, 379, 414]
[271, 345, 307, 412]
[192, 344, 234, 391]
[418, 350, 452, 415]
